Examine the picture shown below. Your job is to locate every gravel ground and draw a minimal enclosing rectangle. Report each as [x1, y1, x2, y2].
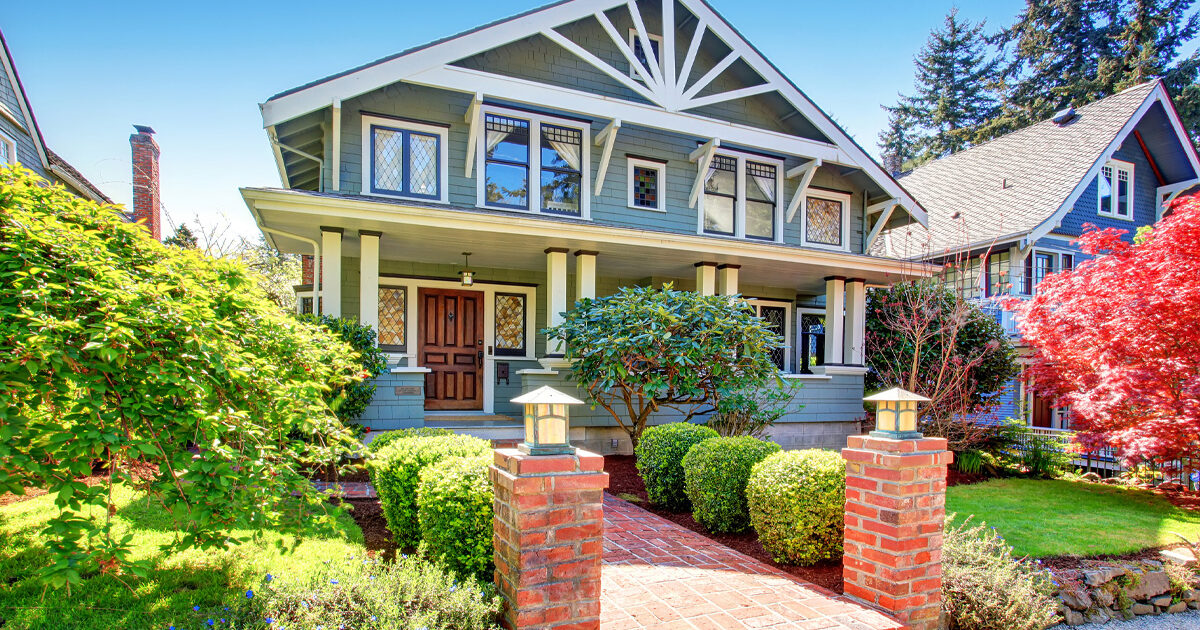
[1051, 609, 1200, 629]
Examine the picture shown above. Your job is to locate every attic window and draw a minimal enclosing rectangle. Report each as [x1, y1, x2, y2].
[1098, 160, 1134, 220]
[628, 30, 664, 80]
[0, 130, 15, 166]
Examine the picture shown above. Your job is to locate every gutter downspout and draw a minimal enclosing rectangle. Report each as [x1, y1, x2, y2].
[258, 225, 322, 316]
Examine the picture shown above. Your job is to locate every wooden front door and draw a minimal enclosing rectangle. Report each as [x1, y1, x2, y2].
[1031, 393, 1054, 428]
[419, 288, 484, 410]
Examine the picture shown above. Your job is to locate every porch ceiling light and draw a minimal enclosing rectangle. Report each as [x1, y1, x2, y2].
[864, 387, 930, 439]
[459, 252, 475, 286]
[512, 385, 583, 456]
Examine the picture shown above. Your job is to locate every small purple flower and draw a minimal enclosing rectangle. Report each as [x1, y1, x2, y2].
[330, 578, 339, 584]
[193, 606, 201, 612]
[206, 620, 214, 627]
[246, 589, 254, 599]
[265, 573, 274, 582]
[265, 619, 274, 624]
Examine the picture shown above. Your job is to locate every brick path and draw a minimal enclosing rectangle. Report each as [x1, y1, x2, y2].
[601, 495, 901, 630]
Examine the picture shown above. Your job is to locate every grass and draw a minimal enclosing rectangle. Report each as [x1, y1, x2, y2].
[947, 478, 1200, 558]
[0, 484, 365, 630]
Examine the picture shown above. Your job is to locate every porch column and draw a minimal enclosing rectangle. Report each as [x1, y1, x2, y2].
[574, 250, 597, 301]
[359, 230, 381, 331]
[843, 278, 866, 365]
[546, 247, 569, 356]
[717, 264, 740, 296]
[824, 276, 845, 365]
[694, 261, 717, 295]
[320, 226, 343, 317]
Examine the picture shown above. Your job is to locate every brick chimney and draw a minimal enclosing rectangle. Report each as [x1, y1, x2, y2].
[130, 125, 161, 240]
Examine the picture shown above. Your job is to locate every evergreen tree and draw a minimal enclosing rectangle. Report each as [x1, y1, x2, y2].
[878, 104, 921, 174]
[164, 222, 199, 249]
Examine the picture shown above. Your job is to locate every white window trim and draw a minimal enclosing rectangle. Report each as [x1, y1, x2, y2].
[801, 188, 852, 252]
[627, 29, 665, 80]
[475, 104, 592, 219]
[360, 114, 450, 204]
[696, 148, 784, 243]
[1097, 158, 1134, 221]
[0, 129, 16, 166]
[1025, 247, 1076, 295]
[626, 156, 666, 212]
[746, 298, 793, 372]
[295, 289, 314, 315]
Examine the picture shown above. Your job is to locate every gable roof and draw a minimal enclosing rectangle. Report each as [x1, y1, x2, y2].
[259, 0, 927, 227]
[881, 80, 1199, 258]
[0, 29, 110, 203]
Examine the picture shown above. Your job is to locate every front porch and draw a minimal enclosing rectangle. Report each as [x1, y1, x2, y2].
[245, 188, 925, 451]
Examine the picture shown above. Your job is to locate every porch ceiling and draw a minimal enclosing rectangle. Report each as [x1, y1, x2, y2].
[243, 187, 931, 295]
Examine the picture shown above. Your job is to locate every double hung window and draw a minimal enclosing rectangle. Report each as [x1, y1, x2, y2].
[479, 107, 590, 217]
[1098, 160, 1134, 219]
[699, 150, 782, 241]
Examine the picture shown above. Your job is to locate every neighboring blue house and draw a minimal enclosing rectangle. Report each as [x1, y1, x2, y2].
[883, 80, 1200, 430]
[240, 0, 935, 452]
[0, 29, 109, 203]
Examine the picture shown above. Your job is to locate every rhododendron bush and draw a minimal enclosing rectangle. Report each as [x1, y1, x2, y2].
[0, 166, 365, 587]
[1015, 195, 1200, 464]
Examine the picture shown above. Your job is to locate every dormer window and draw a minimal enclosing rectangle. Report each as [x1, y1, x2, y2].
[476, 105, 590, 218]
[1098, 159, 1133, 220]
[362, 115, 449, 203]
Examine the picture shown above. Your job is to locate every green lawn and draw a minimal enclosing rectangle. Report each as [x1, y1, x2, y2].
[0, 485, 365, 630]
[947, 478, 1200, 558]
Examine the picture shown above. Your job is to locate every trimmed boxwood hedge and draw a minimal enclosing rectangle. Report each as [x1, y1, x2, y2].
[635, 423, 719, 510]
[366, 427, 455, 454]
[681, 436, 780, 533]
[417, 454, 494, 581]
[368, 434, 491, 548]
[747, 449, 846, 565]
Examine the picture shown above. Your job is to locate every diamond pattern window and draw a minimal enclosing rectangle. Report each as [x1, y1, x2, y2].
[378, 287, 407, 351]
[370, 122, 442, 200]
[805, 196, 844, 247]
[494, 293, 527, 356]
[703, 155, 738, 236]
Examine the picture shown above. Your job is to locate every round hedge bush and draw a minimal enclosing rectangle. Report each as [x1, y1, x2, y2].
[635, 423, 720, 510]
[368, 434, 491, 547]
[747, 450, 846, 564]
[681, 436, 781, 533]
[417, 454, 494, 581]
[366, 427, 455, 454]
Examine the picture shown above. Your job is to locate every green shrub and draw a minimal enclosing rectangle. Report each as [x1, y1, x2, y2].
[681, 436, 781, 533]
[418, 455, 495, 581]
[635, 423, 720, 510]
[942, 515, 1059, 630]
[239, 553, 501, 630]
[746, 450, 845, 564]
[369, 435, 491, 548]
[299, 314, 389, 422]
[367, 427, 455, 454]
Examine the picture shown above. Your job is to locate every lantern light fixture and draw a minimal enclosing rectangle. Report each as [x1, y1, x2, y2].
[511, 386, 583, 455]
[459, 252, 475, 286]
[863, 387, 930, 439]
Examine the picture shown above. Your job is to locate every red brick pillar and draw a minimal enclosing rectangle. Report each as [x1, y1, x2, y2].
[490, 448, 609, 630]
[842, 435, 952, 630]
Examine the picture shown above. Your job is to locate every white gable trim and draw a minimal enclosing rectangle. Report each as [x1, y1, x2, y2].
[0, 39, 49, 171]
[1024, 82, 1200, 246]
[258, 0, 927, 227]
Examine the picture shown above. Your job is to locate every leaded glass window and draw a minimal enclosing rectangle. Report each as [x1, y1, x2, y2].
[494, 293, 527, 356]
[759, 305, 787, 370]
[540, 124, 582, 216]
[633, 166, 658, 208]
[805, 196, 843, 247]
[370, 124, 440, 199]
[745, 161, 776, 240]
[378, 287, 407, 351]
[484, 114, 530, 209]
[703, 155, 737, 235]
[299, 296, 314, 315]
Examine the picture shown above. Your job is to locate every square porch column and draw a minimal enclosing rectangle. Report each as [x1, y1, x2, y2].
[824, 276, 845, 365]
[320, 226, 343, 317]
[694, 262, 717, 295]
[358, 230, 381, 332]
[546, 248, 569, 356]
[843, 279, 866, 365]
[717, 264, 740, 296]
[574, 250, 597, 301]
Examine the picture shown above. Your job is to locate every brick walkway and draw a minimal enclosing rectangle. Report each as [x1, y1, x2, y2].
[601, 495, 901, 630]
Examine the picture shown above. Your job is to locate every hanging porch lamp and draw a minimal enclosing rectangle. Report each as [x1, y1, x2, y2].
[459, 252, 475, 287]
[512, 386, 583, 455]
[863, 387, 930, 439]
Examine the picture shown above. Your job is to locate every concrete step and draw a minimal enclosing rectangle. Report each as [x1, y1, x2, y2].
[425, 414, 520, 427]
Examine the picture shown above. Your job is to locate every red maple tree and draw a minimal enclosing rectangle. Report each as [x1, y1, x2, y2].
[1014, 196, 1200, 464]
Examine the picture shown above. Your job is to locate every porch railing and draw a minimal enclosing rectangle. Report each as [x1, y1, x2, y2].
[971, 300, 1021, 336]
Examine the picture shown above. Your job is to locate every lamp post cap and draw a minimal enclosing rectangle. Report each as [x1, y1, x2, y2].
[864, 387, 931, 403]
[512, 385, 584, 405]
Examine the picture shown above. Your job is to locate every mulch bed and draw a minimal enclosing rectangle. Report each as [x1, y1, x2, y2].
[603, 454, 845, 593]
[331, 497, 401, 560]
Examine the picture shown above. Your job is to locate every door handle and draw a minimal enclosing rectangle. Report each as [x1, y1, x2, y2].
[477, 349, 484, 368]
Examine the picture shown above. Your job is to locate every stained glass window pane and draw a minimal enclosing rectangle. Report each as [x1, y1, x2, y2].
[495, 293, 526, 356]
[632, 166, 659, 209]
[373, 127, 404, 192]
[378, 287, 407, 350]
[806, 197, 843, 246]
[408, 133, 439, 197]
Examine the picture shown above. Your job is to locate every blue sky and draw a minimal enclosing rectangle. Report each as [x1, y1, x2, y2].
[3, 0, 1028, 240]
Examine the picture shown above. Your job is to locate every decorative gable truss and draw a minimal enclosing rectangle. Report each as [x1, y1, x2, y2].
[260, 0, 927, 227]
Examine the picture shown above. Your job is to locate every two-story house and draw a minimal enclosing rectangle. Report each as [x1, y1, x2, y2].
[879, 80, 1200, 430]
[240, 0, 932, 452]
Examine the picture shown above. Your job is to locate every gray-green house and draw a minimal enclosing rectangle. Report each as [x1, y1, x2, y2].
[240, 0, 930, 452]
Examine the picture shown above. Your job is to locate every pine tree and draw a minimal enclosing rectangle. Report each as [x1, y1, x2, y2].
[164, 223, 199, 249]
[878, 104, 920, 174]
[887, 9, 1001, 162]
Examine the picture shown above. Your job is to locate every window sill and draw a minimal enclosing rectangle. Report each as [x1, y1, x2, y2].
[780, 372, 833, 381]
[802, 241, 852, 253]
[627, 204, 667, 213]
[362, 190, 448, 205]
[1097, 212, 1134, 222]
[475, 203, 591, 221]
